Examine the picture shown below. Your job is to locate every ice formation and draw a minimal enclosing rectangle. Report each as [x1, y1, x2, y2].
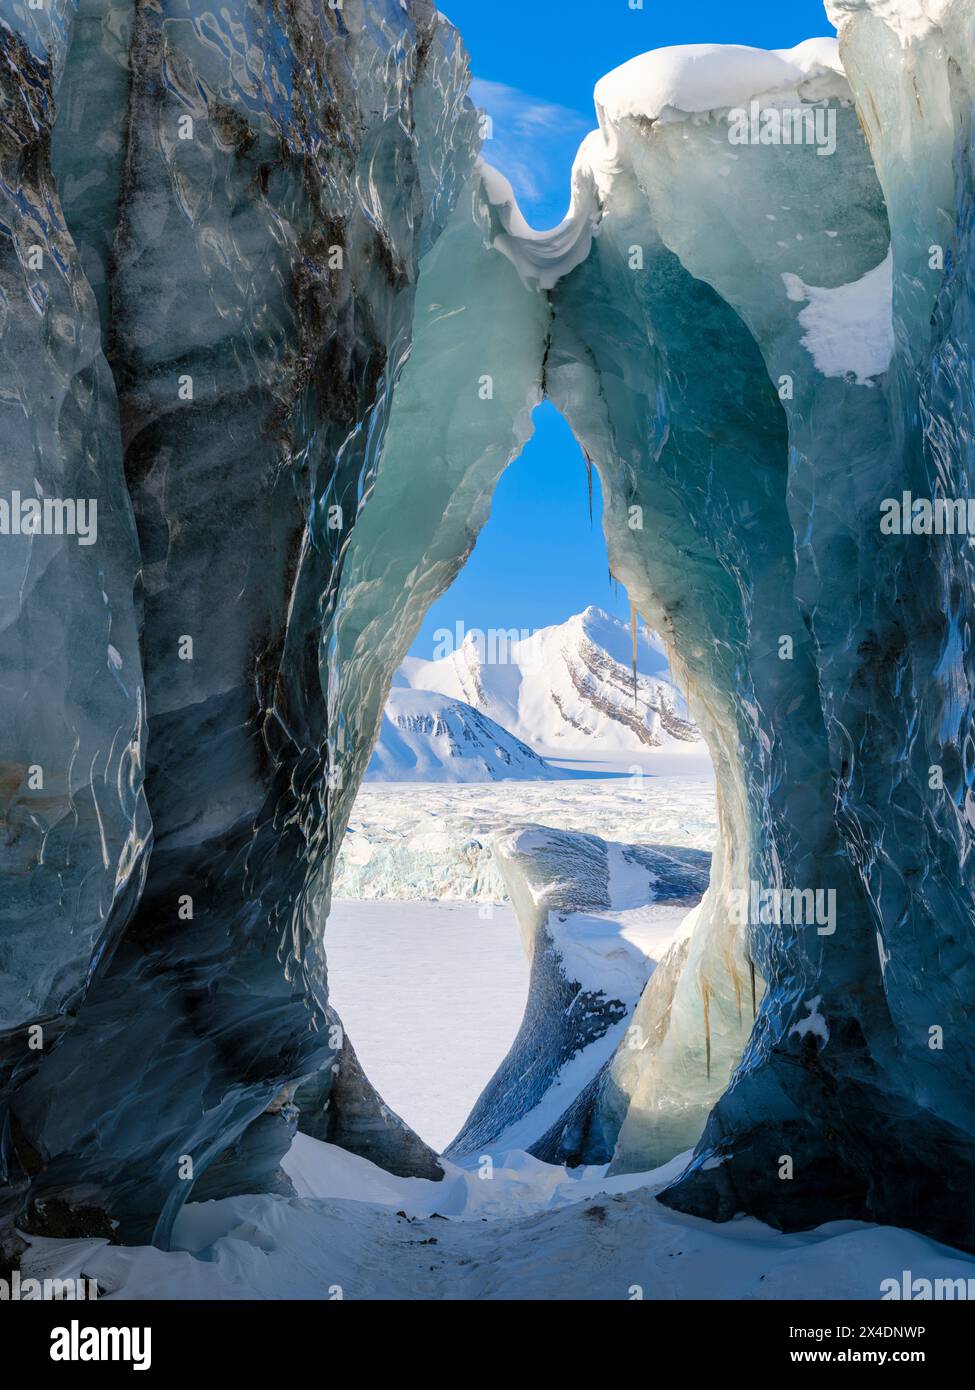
[449, 826, 710, 1162]
[2, 0, 975, 1261]
[1, 0, 475, 1245]
[333, 774, 716, 902]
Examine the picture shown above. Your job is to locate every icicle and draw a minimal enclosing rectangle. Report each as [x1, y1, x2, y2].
[749, 957, 757, 1020]
[703, 987, 712, 1081]
[630, 602, 639, 711]
[584, 451, 593, 524]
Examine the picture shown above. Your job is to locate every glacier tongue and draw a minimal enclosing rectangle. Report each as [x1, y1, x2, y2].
[333, 775, 717, 904]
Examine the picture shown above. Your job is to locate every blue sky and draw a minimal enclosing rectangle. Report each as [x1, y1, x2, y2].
[410, 0, 836, 660]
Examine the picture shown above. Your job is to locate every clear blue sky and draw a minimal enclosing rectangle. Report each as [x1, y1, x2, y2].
[409, 0, 836, 660]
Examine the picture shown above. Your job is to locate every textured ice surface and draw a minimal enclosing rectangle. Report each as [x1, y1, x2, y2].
[474, 1, 975, 1245]
[1, 0, 478, 1243]
[449, 823, 710, 1162]
[334, 773, 717, 901]
[0, 0, 150, 1130]
[653, 0, 975, 1245]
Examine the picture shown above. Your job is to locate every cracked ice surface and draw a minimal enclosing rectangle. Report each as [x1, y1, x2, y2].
[334, 771, 716, 901]
[1, 0, 482, 1242]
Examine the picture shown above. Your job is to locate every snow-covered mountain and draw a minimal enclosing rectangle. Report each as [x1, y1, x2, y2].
[395, 607, 698, 757]
[366, 688, 560, 782]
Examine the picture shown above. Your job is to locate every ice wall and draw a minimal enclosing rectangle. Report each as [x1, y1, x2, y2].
[656, 1, 975, 1245]
[0, 0, 150, 1223]
[546, 40, 893, 1193]
[475, 10, 975, 1245]
[321, 172, 548, 887]
[1, 0, 476, 1244]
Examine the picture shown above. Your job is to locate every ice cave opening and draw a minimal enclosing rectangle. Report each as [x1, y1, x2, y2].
[7, 0, 975, 1276]
[324, 400, 719, 1160]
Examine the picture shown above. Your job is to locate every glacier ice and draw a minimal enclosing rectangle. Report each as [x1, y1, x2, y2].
[2, 0, 975, 1259]
[2, 0, 474, 1243]
[448, 824, 710, 1162]
[333, 775, 717, 903]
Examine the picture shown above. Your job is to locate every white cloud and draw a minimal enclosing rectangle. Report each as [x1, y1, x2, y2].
[469, 78, 591, 220]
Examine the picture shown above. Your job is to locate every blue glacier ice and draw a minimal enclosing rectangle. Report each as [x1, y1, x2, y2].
[449, 825, 710, 1162]
[2, 0, 477, 1243]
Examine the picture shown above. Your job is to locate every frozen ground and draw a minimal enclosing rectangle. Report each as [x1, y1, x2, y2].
[325, 900, 529, 1151]
[22, 1135, 975, 1300]
[334, 758, 716, 901]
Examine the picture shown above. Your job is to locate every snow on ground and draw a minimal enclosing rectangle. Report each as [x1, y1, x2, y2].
[325, 900, 529, 1151]
[329, 768, 715, 1150]
[326, 879, 699, 1152]
[22, 1135, 975, 1300]
[334, 765, 716, 901]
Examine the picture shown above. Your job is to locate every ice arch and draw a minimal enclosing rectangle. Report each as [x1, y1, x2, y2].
[1, 0, 975, 1256]
[326, 163, 782, 1171]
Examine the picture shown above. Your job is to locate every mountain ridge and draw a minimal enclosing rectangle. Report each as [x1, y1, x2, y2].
[398, 606, 698, 756]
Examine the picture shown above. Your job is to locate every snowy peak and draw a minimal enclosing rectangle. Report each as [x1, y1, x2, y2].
[366, 688, 559, 783]
[398, 608, 698, 759]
